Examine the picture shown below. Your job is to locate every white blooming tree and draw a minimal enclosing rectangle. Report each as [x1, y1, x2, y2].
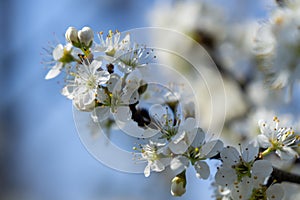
[43, 0, 300, 199]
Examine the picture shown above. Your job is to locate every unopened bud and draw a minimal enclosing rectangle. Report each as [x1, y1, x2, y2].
[171, 171, 186, 197]
[78, 26, 94, 48]
[65, 27, 79, 46]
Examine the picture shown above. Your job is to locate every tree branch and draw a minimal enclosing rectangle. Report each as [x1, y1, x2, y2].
[269, 167, 300, 185]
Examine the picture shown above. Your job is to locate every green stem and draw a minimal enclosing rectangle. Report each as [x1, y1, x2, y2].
[261, 147, 274, 157]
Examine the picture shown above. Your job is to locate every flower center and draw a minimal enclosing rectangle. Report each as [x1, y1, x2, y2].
[233, 160, 252, 181]
[86, 76, 97, 89]
[250, 186, 267, 200]
[59, 48, 74, 63]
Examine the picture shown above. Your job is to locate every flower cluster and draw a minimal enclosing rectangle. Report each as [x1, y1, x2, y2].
[44, 20, 300, 199]
[254, 0, 300, 98]
[45, 26, 226, 197]
[212, 114, 300, 199]
[134, 104, 224, 196]
[45, 26, 156, 124]
[215, 145, 274, 199]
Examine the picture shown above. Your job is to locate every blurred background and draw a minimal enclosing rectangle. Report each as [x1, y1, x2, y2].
[0, 0, 275, 199]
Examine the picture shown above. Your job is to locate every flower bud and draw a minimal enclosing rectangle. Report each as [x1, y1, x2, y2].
[171, 171, 186, 197]
[65, 27, 79, 46]
[78, 26, 94, 48]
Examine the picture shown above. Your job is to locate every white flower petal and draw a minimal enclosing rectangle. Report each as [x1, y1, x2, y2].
[230, 177, 253, 200]
[53, 44, 64, 60]
[276, 147, 298, 160]
[266, 184, 284, 200]
[241, 145, 259, 163]
[169, 139, 189, 154]
[194, 161, 210, 179]
[119, 33, 130, 50]
[149, 104, 166, 118]
[170, 156, 189, 172]
[45, 63, 63, 80]
[61, 85, 74, 99]
[98, 71, 110, 85]
[90, 60, 102, 74]
[114, 106, 131, 122]
[202, 140, 224, 158]
[144, 163, 151, 177]
[178, 117, 196, 132]
[172, 131, 186, 144]
[220, 146, 240, 166]
[82, 91, 95, 106]
[252, 160, 273, 181]
[257, 134, 271, 148]
[215, 167, 236, 186]
[160, 157, 171, 167]
[96, 88, 109, 102]
[190, 128, 205, 148]
[127, 91, 139, 104]
[107, 73, 121, 92]
[91, 107, 110, 122]
[73, 97, 95, 111]
[151, 160, 165, 172]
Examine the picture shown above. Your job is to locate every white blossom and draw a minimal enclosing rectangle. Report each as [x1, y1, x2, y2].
[140, 141, 170, 177]
[215, 145, 273, 187]
[45, 43, 74, 80]
[91, 71, 140, 122]
[170, 128, 223, 179]
[257, 116, 300, 160]
[115, 44, 154, 74]
[62, 60, 110, 111]
[95, 30, 130, 57]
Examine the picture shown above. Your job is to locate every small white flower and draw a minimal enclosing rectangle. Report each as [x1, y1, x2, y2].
[45, 43, 74, 80]
[227, 174, 284, 200]
[62, 60, 110, 111]
[149, 104, 199, 151]
[170, 128, 223, 179]
[95, 30, 130, 57]
[115, 44, 155, 74]
[140, 141, 170, 177]
[91, 72, 140, 122]
[215, 145, 273, 187]
[96, 31, 154, 73]
[257, 116, 300, 160]
[167, 117, 198, 154]
[78, 26, 94, 48]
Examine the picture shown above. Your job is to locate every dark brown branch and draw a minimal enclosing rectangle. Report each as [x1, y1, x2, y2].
[269, 167, 300, 185]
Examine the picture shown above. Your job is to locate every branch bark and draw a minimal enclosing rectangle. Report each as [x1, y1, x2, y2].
[268, 167, 300, 185]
